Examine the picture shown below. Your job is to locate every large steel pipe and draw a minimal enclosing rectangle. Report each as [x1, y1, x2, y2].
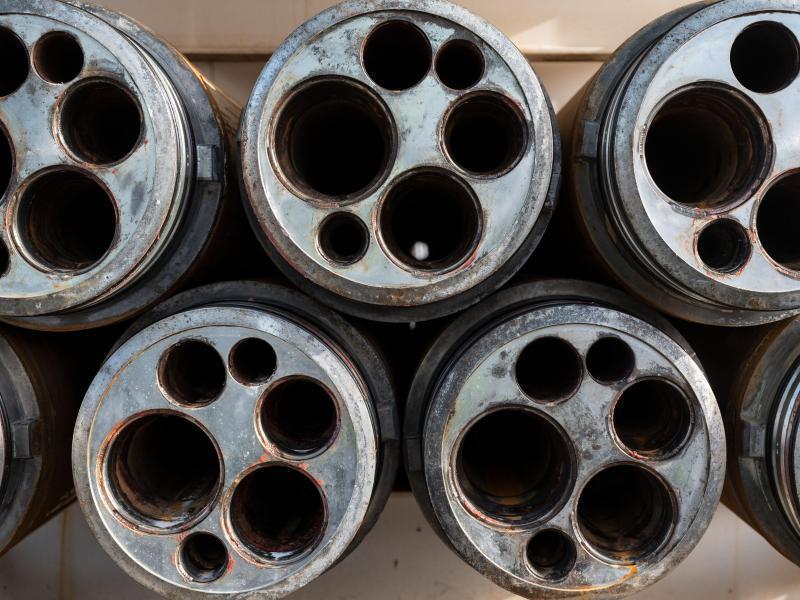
[73, 281, 399, 598]
[565, 0, 800, 326]
[239, 0, 560, 323]
[0, 0, 245, 331]
[405, 280, 724, 598]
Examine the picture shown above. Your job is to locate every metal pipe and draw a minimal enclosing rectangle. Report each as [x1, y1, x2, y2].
[405, 279, 724, 598]
[239, 0, 560, 323]
[73, 280, 399, 598]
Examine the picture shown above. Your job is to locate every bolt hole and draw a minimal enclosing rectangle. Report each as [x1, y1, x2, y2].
[516, 337, 582, 402]
[577, 465, 674, 563]
[319, 212, 369, 265]
[444, 92, 527, 177]
[586, 337, 635, 384]
[379, 169, 481, 272]
[645, 85, 770, 209]
[60, 79, 143, 165]
[107, 413, 222, 530]
[526, 529, 577, 581]
[179, 533, 228, 583]
[363, 20, 431, 91]
[757, 173, 800, 271]
[229, 338, 277, 386]
[613, 379, 692, 458]
[261, 378, 338, 456]
[0, 27, 28, 96]
[436, 39, 485, 90]
[33, 31, 84, 84]
[456, 408, 573, 524]
[230, 465, 325, 562]
[17, 170, 117, 272]
[697, 219, 750, 272]
[159, 340, 226, 407]
[731, 21, 800, 94]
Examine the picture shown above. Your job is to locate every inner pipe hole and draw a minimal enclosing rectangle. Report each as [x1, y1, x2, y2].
[60, 79, 143, 165]
[586, 337, 635, 384]
[363, 20, 432, 91]
[645, 85, 770, 209]
[436, 39, 485, 90]
[33, 31, 84, 84]
[17, 170, 117, 272]
[107, 413, 221, 530]
[757, 173, 800, 271]
[516, 337, 582, 402]
[230, 465, 325, 562]
[319, 212, 369, 265]
[379, 169, 480, 272]
[273, 78, 394, 200]
[731, 22, 800, 94]
[261, 378, 338, 456]
[0, 27, 29, 96]
[526, 529, 577, 581]
[229, 338, 277, 386]
[179, 533, 228, 583]
[697, 219, 750, 272]
[613, 379, 692, 458]
[159, 340, 226, 407]
[577, 465, 674, 563]
[457, 409, 573, 523]
[443, 92, 527, 176]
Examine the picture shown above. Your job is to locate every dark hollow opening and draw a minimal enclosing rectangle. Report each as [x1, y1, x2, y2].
[0, 125, 13, 200]
[363, 20, 432, 91]
[261, 378, 338, 456]
[33, 31, 84, 84]
[180, 533, 229, 583]
[60, 79, 143, 165]
[757, 173, 800, 271]
[435, 39, 485, 90]
[526, 529, 577, 581]
[697, 219, 750, 272]
[586, 337, 635, 384]
[516, 337, 582, 402]
[159, 340, 226, 406]
[230, 466, 325, 561]
[0, 27, 29, 96]
[318, 212, 369, 265]
[108, 413, 221, 529]
[229, 337, 277, 386]
[731, 21, 800, 94]
[0, 238, 8, 276]
[444, 92, 526, 176]
[577, 465, 674, 563]
[457, 409, 572, 523]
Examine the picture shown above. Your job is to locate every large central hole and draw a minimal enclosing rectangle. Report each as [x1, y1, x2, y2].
[645, 86, 770, 209]
[230, 465, 325, 562]
[17, 170, 117, 272]
[107, 413, 222, 530]
[577, 465, 674, 563]
[379, 169, 481, 272]
[457, 409, 573, 523]
[757, 173, 800, 271]
[273, 78, 394, 200]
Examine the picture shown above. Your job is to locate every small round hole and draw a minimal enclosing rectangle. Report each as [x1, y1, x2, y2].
[272, 78, 395, 201]
[526, 529, 577, 581]
[159, 340, 226, 406]
[613, 379, 692, 458]
[516, 337, 582, 402]
[16, 170, 117, 272]
[697, 219, 750, 272]
[107, 413, 222, 530]
[443, 92, 527, 177]
[757, 173, 800, 271]
[586, 337, 635, 384]
[230, 465, 325, 562]
[229, 338, 277, 386]
[319, 212, 369, 265]
[577, 465, 674, 563]
[0, 27, 29, 96]
[379, 169, 481, 272]
[261, 378, 338, 456]
[33, 32, 84, 84]
[0, 239, 9, 276]
[60, 79, 143, 165]
[435, 39, 485, 90]
[179, 533, 228, 583]
[456, 408, 573, 524]
[731, 21, 800, 94]
[645, 85, 770, 209]
[363, 20, 431, 91]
